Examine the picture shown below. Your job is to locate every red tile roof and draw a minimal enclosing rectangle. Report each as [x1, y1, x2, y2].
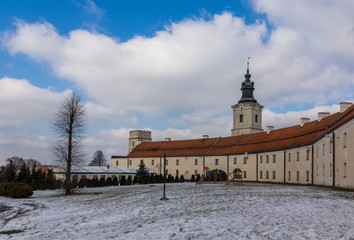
[128, 105, 354, 158]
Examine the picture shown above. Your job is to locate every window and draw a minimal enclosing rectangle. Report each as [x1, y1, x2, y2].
[273, 154, 276, 163]
[129, 160, 132, 166]
[132, 142, 134, 147]
[165, 170, 168, 175]
[194, 170, 198, 176]
[343, 132, 347, 148]
[166, 159, 168, 166]
[116, 161, 118, 166]
[306, 149, 310, 160]
[316, 146, 319, 158]
[288, 153, 291, 162]
[266, 155, 269, 163]
[323, 165, 325, 177]
[322, 144, 325, 156]
[260, 156, 263, 163]
[288, 171, 291, 181]
[296, 171, 299, 181]
[255, 114, 258, 123]
[243, 171, 247, 178]
[330, 164, 332, 177]
[272, 171, 276, 180]
[297, 151, 299, 161]
[344, 162, 347, 178]
[306, 171, 309, 182]
[266, 171, 269, 179]
[215, 159, 219, 165]
[176, 170, 179, 177]
[151, 159, 154, 165]
[176, 159, 179, 166]
[240, 114, 243, 123]
[234, 157, 237, 165]
[195, 159, 198, 165]
[330, 140, 333, 153]
[316, 165, 318, 176]
[244, 157, 247, 164]
[260, 171, 263, 179]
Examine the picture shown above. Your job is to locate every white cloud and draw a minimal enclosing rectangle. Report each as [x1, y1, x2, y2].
[1, 2, 354, 164]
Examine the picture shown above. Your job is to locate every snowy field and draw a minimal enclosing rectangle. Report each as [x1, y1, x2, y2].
[1, 182, 354, 240]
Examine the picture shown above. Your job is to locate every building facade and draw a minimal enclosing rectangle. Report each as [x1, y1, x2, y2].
[112, 68, 354, 190]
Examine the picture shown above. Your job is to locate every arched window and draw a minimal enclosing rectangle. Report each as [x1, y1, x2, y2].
[255, 114, 258, 123]
[240, 114, 243, 123]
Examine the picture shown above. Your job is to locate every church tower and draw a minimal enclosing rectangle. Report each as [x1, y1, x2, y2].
[231, 60, 263, 136]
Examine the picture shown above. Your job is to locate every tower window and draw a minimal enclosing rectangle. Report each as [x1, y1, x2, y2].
[240, 114, 243, 123]
[255, 114, 258, 123]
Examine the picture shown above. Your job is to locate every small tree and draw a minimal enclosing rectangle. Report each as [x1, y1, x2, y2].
[126, 176, 132, 185]
[46, 169, 56, 190]
[167, 174, 174, 183]
[4, 160, 16, 182]
[120, 176, 126, 186]
[191, 174, 196, 182]
[52, 92, 86, 195]
[88, 150, 107, 166]
[133, 176, 139, 185]
[196, 174, 201, 182]
[16, 163, 29, 183]
[136, 161, 149, 184]
[98, 177, 106, 187]
[175, 175, 180, 182]
[106, 177, 113, 186]
[112, 176, 118, 186]
[180, 175, 185, 182]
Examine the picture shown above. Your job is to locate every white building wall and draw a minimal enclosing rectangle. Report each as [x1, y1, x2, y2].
[334, 119, 354, 189]
[258, 151, 285, 183]
[285, 147, 312, 185]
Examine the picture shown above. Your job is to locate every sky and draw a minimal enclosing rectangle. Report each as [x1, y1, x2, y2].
[0, 0, 353, 166]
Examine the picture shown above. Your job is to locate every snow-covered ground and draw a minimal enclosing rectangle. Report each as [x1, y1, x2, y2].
[0, 182, 353, 239]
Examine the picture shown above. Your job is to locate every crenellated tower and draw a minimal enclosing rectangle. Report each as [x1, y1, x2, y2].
[231, 59, 263, 136]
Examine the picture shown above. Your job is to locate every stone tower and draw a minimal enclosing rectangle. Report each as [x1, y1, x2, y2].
[231, 61, 263, 136]
[128, 130, 152, 153]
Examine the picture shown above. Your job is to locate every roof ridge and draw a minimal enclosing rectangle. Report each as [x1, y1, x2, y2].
[205, 137, 221, 155]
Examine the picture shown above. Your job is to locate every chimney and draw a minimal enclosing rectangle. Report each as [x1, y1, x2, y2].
[266, 126, 274, 134]
[164, 137, 171, 142]
[300, 117, 310, 127]
[340, 102, 352, 113]
[318, 112, 330, 121]
[203, 135, 209, 139]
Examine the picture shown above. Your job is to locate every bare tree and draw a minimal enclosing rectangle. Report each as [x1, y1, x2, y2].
[6, 156, 25, 170]
[52, 92, 86, 195]
[89, 150, 107, 166]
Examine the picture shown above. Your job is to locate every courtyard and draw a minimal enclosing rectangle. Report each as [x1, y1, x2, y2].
[1, 182, 353, 239]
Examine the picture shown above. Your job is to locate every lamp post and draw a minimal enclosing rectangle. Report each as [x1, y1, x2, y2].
[160, 153, 169, 200]
[107, 164, 110, 178]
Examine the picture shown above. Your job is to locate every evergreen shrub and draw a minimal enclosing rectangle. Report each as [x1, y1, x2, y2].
[112, 176, 118, 186]
[0, 182, 33, 198]
[180, 175, 185, 182]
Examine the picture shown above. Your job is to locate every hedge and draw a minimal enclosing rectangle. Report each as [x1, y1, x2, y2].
[0, 182, 33, 198]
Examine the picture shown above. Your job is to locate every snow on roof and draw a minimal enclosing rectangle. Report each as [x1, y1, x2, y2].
[69, 166, 155, 175]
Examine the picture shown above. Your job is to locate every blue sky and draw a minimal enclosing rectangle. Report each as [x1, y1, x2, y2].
[0, 0, 353, 165]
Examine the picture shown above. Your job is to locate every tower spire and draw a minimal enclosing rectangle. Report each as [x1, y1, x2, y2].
[238, 57, 257, 104]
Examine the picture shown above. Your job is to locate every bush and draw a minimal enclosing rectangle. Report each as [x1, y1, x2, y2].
[180, 175, 185, 182]
[126, 176, 132, 185]
[106, 177, 113, 186]
[0, 182, 33, 198]
[175, 176, 180, 182]
[167, 174, 174, 183]
[133, 176, 139, 185]
[54, 180, 63, 189]
[196, 174, 201, 182]
[120, 176, 126, 186]
[112, 176, 118, 186]
[91, 178, 99, 187]
[191, 174, 196, 182]
[78, 178, 87, 188]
